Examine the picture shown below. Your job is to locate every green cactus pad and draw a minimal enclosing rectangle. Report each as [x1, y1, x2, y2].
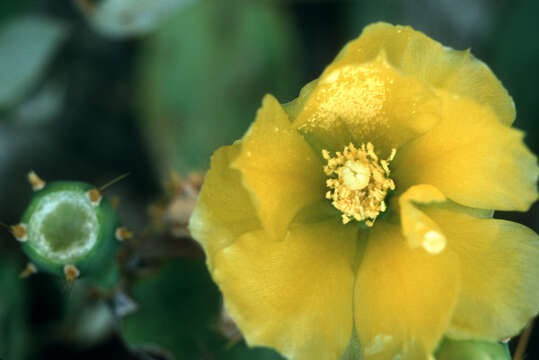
[435, 338, 511, 360]
[19, 181, 121, 278]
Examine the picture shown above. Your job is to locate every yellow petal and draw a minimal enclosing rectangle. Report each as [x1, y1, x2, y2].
[335, 22, 515, 125]
[188, 143, 261, 269]
[233, 94, 325, 240]
[434, 199, 493, 219]
[427, 208, 539, 340]
[212, 220, 358, 360]
[398, 184, 447, 254]
[393, 93, 538, 211]
[291, 51, 440, 157]
[282, 78, 319, 121]
[355, 221, 460, 360]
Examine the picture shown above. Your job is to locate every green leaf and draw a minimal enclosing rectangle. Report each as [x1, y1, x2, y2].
[122, 259, 221, 358]
[77, 0, 194, 39]
[13, 81, 65, 126]
[137, 0, 301, 176]
[0, 258, 30, 360]
[0, 1, 31, 23]
[492, 0, 539, 155]
[0, 16, 68, 109]
[121, 259, 284, 359]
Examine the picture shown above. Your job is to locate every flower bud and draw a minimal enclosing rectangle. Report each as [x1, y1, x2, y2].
[17, 181, 123, 280]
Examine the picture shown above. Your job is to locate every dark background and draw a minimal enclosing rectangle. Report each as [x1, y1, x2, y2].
[0, 1, 537, 359]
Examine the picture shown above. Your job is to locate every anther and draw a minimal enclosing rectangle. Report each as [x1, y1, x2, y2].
[27, 171, 45, 191]
[86, 188, 102, 206]
[11, 223, 27, 242]
[115, 226, 133, 242]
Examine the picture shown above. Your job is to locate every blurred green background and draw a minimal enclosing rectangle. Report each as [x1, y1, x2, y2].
[0, 1, 537, 359]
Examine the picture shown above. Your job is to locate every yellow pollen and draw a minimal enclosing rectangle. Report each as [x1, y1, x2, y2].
[323, 142, 396, 226]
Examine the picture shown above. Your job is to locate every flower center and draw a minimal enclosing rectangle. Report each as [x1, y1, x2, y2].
[323, 142, 396, 226]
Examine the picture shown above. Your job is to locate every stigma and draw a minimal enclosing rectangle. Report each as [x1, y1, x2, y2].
[323, 143, 396, 226]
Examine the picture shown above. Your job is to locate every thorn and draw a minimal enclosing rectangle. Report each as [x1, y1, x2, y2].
[99, 172, 130, 192]
[86, 188, 102, 206]
[63, 264, 80, 295]
[74, 0, 97, 15]
[27, 171, 46, 191]
[64, 264, 80, 281]
[11, 223, 27, 242]
[115, 226, 133, 242]
[19, 263, 37, 278]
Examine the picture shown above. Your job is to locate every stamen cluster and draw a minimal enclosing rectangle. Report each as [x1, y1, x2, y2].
[323, 142, 396, 225]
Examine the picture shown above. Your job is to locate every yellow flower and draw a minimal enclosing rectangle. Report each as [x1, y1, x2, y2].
[189, 22, 539, 360]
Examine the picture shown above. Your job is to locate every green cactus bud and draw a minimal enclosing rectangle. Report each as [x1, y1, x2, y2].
[16, 178, 124, 281]
[435, 338, 511, 360]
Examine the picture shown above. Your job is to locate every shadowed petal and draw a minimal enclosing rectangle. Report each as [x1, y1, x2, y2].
[189, 143, 261, 270]
[233, 94, 325, 240]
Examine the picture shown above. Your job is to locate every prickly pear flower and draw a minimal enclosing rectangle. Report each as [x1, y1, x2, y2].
[189, 23, 539, 360]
